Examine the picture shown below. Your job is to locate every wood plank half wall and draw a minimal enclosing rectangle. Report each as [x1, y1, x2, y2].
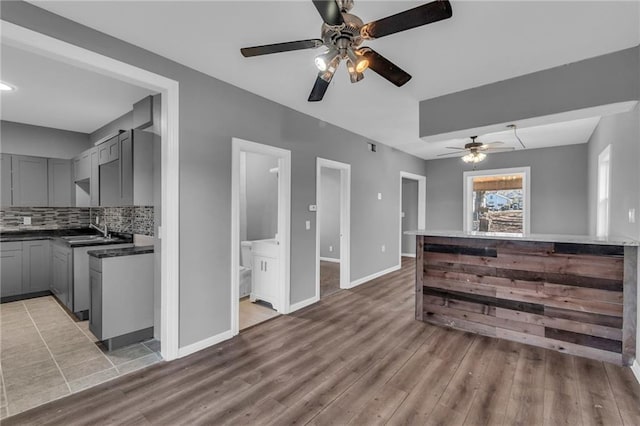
[415, 235, 638, 365]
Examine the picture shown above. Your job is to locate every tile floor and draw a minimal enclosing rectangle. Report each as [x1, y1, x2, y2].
[239, 298, 279, 331]
[0, 296, 161, 419]
[320, 260, 341, 298]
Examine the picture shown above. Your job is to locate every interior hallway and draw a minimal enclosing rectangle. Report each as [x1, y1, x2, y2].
[4, 257, 640, 424]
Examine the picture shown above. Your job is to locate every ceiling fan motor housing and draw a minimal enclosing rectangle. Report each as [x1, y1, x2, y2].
[321, 13, 364, 51]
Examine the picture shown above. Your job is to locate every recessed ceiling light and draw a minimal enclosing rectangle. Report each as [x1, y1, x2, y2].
[0, 82, 15, 91]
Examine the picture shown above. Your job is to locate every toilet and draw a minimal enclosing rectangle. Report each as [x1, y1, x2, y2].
[239, 241, 252, 298]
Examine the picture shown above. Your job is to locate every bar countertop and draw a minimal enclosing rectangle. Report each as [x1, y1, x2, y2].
[405, 229, 639, 246]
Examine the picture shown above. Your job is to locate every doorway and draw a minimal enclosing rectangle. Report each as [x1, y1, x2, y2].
[596, 145, 612, 238]
[316, 158, 351, 299]
[231, 138, 291, 335]
[399, 172, 426, 263]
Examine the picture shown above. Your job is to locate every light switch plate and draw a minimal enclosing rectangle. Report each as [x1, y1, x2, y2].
[305, 220, 311, 230]
[23, 217, 31, 225]
[377, 193, 382, 200]
[381, 244, 386, 253]
[629, 208, 636, 224]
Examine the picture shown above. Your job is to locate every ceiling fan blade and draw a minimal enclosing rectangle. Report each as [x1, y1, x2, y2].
[445, 146, 465, 150]
[361, 0, 452, 40]
[358, 48, 411, 87]
[484, 148, 515, 152]
[312, 0, 344, 26]
[240, 39, 324, 57]
[437, 151, 466, 157]
[308, 75, 332, 102]
[481, 141, 505, 146]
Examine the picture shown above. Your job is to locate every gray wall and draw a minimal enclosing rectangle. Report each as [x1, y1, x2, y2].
[587, 107, 640, 239]
[401, 179, 418, 255]
[1, 120, 91, 159]
[424, 144, 589, 235]
[419, 46, 640, 138]
[0, 2, 427, 347]
[244, 152, 278, 241]
[320, 167, 340, 259]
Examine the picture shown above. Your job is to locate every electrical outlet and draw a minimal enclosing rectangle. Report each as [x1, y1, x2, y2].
[629, 208, 636, 224]
[381, 244, 386, 253]
[23, 217, 31, 225]
[377, 192, 382, 200]
[305, 220, 311, 230]
[329, 245, 333, 252]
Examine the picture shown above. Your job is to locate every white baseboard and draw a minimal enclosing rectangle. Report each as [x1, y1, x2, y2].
[401, 253, 416, 258]
[320, 256, 340, 263]
[631, 360, 640, 384]
[289, 295, 319, 313]
[346, 264, 401, 289]
[177, 329, 234, 358]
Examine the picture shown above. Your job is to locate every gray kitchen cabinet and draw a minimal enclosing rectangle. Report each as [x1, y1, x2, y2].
[73, 150, 91, 182]
[0, 242, 23, 298]
[51, 241, 72, 310]
[89, 252, 153, 349]
[98, 135, 119, 165]
[11, 155, 48, 207]
[1, 154, 12, 206]
[22, 240, 51, 293]
[48, 159, 73, 207]
[99, 130, 153, 206]
[90, 148, 99, 207]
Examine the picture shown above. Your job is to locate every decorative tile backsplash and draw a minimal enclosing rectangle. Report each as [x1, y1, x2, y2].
[0, 207, 90, 231]
[0, 206, 154, 236]
[90, 206, 154, 236]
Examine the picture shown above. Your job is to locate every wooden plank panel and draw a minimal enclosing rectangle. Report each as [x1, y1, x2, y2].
[544, 272, 623, 291]
[544, 282, 623, 304]
[416, 236, 424, 321]
[424, 302, 545, 336]
[554, 243, 625, 257]
[622, 246, 638, 366]
[575, 357, 625, 426]
[424, 236, 498, 250]
[544, 328, 622, 353]
[424, 276, 497, 298]
[425, 244, 497, 257]
[545, 306, 623, 329]
[496, 308, 622, 341]
[497, 286, 623, 317]
[424, 313, 497, 337]
[497, 240, 554, 256]
[423, 287, 545, 314]
[426, 268, 541, 292]
[496, 328, 622, 365]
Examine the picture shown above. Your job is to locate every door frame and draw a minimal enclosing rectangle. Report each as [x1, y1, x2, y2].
[2, 21, 181, 360]
[399, 172, 426, 263]
[231, 138, 291, 335]
[316, 158, 351, 298]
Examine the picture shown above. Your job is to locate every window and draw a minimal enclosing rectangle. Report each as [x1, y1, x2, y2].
[596, 145, 611, 238]
[463, 167, 531, 235]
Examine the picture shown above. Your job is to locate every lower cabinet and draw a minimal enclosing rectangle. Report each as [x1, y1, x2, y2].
[250, 239, 280, 311]
[51, 242, 72, 309]
[1, 240, 51, 300]
[0, 242, 24, 298]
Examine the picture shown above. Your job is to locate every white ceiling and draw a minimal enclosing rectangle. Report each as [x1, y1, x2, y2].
[20, 1, 640, 155]
[0, 43, 154, 133]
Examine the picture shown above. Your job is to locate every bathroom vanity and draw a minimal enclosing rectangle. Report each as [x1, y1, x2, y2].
[250, 239, 280, 310]
[409, 230, 638, 366]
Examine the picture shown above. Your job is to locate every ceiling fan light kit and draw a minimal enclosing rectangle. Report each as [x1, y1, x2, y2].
[240, 0, 453, 101]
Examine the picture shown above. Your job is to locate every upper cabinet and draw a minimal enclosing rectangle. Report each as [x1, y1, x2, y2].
[11, 155, 48, 207]
[1, 154, 12, 206]
[48, 159, 73, 207]
[73, 150, 91, 182]
[98, 135, 119, 165]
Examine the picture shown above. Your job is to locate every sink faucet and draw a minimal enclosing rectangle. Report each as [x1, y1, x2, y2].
[90, 222, 109, 238]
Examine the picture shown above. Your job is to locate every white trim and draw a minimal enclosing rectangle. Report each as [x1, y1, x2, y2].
[631, 360, 640, 384]
[231, 138, 292, 337]
[316, 158, 351, 301]
[177, 330, 234, 358]
[320, 256, 341, 263]
[347, 264, 401, 289]
[463, 167, 531, 235]
[401, 253, 417, 258]
[399, 172, 426, 266]
[288, 296, 320, 313]
[1, 21, 181, 361]
[596, 144, 612, 238]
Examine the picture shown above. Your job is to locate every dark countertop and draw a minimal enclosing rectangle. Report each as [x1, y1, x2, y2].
[0, 228, 133, 247]
[88, 245, 154, 259]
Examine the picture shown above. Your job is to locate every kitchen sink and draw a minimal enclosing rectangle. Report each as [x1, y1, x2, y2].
[60, 235, 119, 244]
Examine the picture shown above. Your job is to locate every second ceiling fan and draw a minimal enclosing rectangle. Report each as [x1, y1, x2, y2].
[240, 0, 453, 101]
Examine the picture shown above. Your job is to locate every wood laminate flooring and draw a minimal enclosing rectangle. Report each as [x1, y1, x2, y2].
[320, 260, 340, 299]
[5, 257, 640, 425]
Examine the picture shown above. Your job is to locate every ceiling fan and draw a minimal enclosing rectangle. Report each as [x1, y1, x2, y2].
[438, 136, 517, 163]
[240, 0, 453, 101]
